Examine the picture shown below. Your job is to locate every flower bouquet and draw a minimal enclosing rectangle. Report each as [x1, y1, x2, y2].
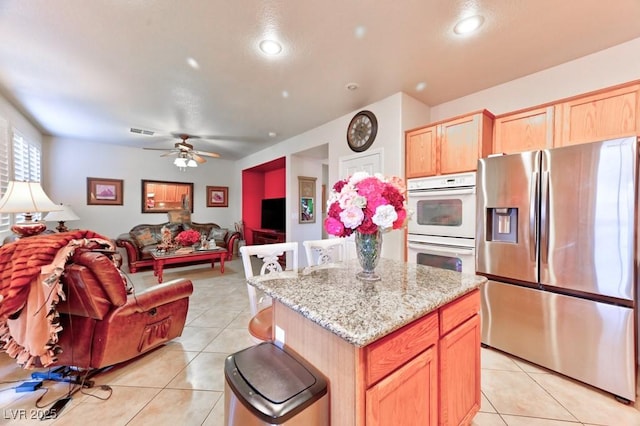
[324, 172, 408, 237]
[175, 229, 201, 247]
[324, 172, 409, 280]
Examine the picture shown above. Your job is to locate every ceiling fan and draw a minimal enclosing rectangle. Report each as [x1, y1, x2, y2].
[143, 134, 220, 167]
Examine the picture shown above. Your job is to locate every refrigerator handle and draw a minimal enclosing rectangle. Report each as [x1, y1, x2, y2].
[540, 170, 550, 264]
[529, 171, 539, 263]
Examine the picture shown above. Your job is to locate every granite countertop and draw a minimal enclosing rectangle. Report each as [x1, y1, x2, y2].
[248, 258, 486, 347]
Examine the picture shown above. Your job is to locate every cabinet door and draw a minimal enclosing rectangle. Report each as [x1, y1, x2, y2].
[439, 314, 480, 426]
[406, 126, 437, 178]
[366, 346, 437, 426]
[439, 114, 483, 174]
[554, 83, 640, 147]
[494, 106, 554, 154]
[164, 184, 178, 202]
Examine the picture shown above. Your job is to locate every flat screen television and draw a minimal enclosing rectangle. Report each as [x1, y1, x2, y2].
[261, 197, 286, 231]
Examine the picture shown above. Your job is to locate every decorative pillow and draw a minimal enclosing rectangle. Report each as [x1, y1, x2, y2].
[167, 209, 191, 224]
[130, 227, 158, 248]
[209, 228, 228, 242]
[165, 223, 182, 238]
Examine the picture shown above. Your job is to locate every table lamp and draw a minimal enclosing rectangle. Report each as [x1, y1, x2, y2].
[44, 204, 80, 232]
[0, 181, 62, 237]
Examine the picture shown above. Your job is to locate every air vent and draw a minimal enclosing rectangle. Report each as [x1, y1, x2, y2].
[130, 127, 155, 136]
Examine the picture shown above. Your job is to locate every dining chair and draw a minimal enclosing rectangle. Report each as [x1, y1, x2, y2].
[302, 238, 346, 267]
[239, 242, 298, 342]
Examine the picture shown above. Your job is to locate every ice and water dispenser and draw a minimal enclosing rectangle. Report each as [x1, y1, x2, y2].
[486, 207, 518, 243]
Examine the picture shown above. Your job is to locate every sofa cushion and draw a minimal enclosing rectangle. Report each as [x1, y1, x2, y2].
[130, 227, 158, 248]
[165, 223, 183, 238]
[209, 228, 228, 243]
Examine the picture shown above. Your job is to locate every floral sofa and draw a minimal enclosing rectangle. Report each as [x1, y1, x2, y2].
[115, 222, 240, 273]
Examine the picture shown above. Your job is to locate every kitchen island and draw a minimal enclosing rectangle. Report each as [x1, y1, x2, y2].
[248, 258, 486, 425]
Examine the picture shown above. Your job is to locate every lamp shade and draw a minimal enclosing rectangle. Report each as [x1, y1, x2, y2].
[44, 204, 80, 222]
[0, 181, 61, 213]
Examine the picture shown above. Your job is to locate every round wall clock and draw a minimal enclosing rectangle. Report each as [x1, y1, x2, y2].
[347, 110, 378, 152]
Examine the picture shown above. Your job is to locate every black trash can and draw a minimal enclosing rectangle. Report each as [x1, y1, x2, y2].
[224, 342, 328, 425]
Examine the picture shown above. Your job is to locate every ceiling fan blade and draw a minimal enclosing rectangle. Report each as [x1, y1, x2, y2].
[193, 150, 220, 158]
[143, 147, 174, 151]
[160, 151, 179, 157]
[191, 153, 207, 164]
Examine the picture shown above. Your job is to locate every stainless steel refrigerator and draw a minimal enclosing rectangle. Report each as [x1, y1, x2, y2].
[476, 136, 638, 402]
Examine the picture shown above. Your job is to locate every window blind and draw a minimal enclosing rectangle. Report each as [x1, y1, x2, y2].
[0, 118, 9, 231]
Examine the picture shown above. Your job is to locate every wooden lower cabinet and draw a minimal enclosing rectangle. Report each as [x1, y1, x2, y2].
[274, 288, 481, 425]
[439, 314, 481, 425]
[366, 346, 438, 426]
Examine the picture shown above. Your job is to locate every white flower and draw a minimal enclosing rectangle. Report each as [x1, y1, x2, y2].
[372, 204, 398, 230]
[339, 190, 366, 210]
[348, 171, 370, 185]
[340, 206, 365, 229]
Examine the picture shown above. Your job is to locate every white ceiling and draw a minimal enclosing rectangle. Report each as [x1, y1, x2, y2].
[1, 1, 640, 160]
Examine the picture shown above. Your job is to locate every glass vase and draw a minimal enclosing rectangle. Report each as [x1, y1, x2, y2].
[355, 230, 382, 281]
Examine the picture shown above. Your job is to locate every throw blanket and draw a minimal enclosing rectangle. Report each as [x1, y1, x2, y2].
[0, 230, 113, 368]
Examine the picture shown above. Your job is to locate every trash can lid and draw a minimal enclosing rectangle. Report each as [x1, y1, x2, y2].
[234, 342, 316, 403]
[225, 342, 328, 423]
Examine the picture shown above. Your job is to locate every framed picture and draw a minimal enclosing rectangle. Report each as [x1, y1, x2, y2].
[298, 176, 316, 223]
[206, 186, 229, 207]
[141, 179, 194, 213]
[87, 177, 123, 206]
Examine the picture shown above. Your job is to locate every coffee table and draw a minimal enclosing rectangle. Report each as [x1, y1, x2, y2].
[151, 247, 228, 283]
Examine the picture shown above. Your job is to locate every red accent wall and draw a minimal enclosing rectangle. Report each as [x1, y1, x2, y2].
[242, 157, 286, 245]
[264, 168, 285, 198]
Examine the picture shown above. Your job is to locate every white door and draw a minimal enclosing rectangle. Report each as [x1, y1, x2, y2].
[339, 148, 383, 179]
[338, 149, 383, 259]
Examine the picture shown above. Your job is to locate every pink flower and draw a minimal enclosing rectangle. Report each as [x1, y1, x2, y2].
[324, 217, 346, 236]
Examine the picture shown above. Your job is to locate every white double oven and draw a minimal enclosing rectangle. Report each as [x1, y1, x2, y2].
[406, 171, 476, 275]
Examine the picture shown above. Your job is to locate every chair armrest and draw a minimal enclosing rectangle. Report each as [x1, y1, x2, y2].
[225, 231, 240, 259]
[225, 231, 240, 248]
[118, 279, 193, 316]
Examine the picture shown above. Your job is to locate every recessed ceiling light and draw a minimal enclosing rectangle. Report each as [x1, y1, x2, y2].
[354, 26, 366, 39]
[281, 90, 289, 98]
[259, 39, 282, 55]
[186, 57, 200, 69]
[345, 82, 359, 91]
[415, 82, 427, 91]
[453, 15, 484, 35]
[269, 132, 277, 137]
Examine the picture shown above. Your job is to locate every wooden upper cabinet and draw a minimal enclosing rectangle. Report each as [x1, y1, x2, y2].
[493, 106, 554, 154]
[406, 110, 493, 179]
[439, 111, 493, 174]
[554, 83, 640, 147]
[406, 125, 437, 178]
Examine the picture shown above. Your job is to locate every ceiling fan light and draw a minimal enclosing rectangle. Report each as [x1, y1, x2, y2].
[187, 159, 198, 167]
[174, 157, 187, 167]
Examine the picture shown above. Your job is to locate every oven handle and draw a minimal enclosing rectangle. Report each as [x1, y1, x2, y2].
[407, 187, 475, 197]
[407, 242, 475, 255]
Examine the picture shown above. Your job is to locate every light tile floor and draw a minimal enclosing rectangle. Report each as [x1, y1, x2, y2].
[1, 258, 639, 425]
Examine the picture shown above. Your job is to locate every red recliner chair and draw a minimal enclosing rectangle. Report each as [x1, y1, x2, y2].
[50, 249, 193, 370]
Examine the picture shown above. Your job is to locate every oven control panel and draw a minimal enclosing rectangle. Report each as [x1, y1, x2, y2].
[408, 172, 476, 191]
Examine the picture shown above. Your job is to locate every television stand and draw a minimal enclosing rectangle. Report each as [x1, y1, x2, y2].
[252, 229, 286, 245]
